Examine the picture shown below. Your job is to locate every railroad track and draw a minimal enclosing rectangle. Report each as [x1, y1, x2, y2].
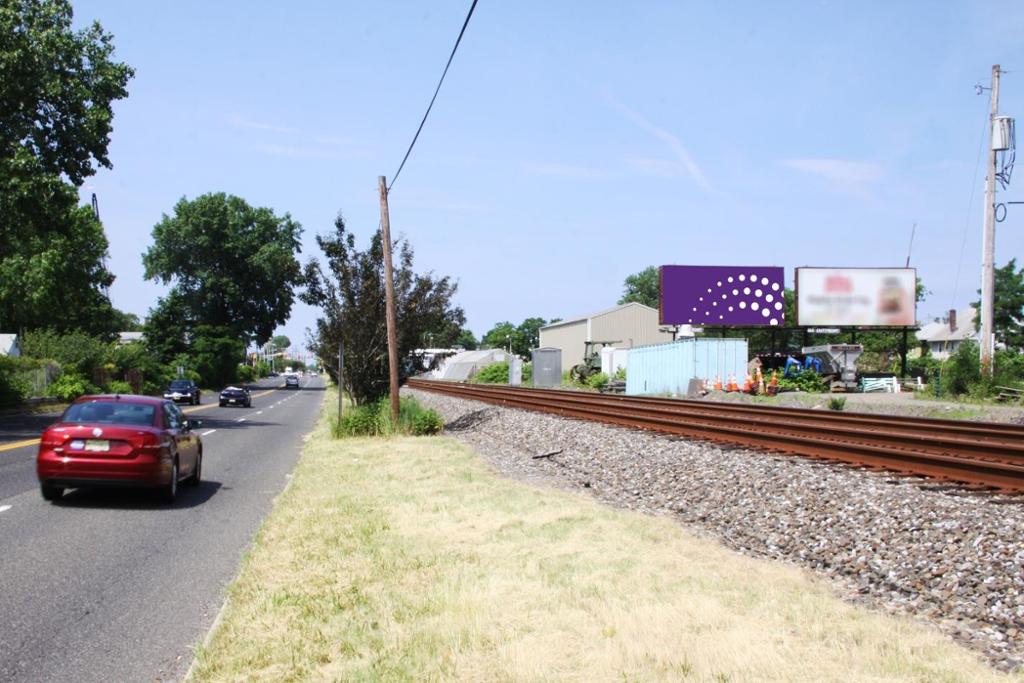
[405, 379, 1024, 494]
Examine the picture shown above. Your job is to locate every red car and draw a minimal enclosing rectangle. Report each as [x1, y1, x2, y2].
[37, 395, 203, 504]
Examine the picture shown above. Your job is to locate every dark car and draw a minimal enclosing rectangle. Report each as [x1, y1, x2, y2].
[219, 385, 252, 407]
[164, 379, 201, 405]
[37, 395, 203, 503]
[285, 374, 299, 389]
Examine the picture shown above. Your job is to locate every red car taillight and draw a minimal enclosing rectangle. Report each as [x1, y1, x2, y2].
[39, 431, 63, 448]
[137, 433, 163, 453]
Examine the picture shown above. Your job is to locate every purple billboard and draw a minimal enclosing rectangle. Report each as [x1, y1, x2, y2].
[660, 265, 786, 326]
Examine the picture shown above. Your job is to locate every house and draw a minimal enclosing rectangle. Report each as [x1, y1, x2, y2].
[539, 302, 676, 366]
[915, 308, 978, 360]
[117, 331, 144, 346]
[0, 333, 20, 357]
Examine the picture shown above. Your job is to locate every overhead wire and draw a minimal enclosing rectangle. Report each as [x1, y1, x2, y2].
[387, 0, 479, 192]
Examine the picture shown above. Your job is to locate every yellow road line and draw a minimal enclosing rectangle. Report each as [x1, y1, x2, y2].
[0, 438, 39, 453]
[0, 389, 280, 451]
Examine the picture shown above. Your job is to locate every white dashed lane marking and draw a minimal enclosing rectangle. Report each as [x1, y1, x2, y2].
[201, 429, 216, 436]
[256, 411, 263, 415]
[0, 505, 11, 513]
[236, 418, 246, 423]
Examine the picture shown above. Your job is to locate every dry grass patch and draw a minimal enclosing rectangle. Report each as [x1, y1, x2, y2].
[189, 406, 1019, 682]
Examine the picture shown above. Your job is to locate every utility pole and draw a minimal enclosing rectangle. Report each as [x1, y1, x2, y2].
[378, 176, 401, 423]
[981, 64, 1001, 376]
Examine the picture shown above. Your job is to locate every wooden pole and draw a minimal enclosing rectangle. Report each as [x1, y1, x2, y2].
[378, 176, 401, 423]
[981, 65, 1000, 376]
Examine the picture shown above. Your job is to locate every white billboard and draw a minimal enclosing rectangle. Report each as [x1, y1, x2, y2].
[796, 268, 916, 327]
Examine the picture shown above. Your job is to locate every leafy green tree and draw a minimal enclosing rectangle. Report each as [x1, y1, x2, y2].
[0, 200, 116, 335]
[455, 329, 478, 350]
[110, 309, 143, 332]
[142, 193, 304, 383]
[515, 317, 547, 355]
[0, 1, 132, 335]
[972, 259, 1024, 352]
[300, 214, 465, 405]
[1, 0, 134, 184]
[270, 335, 291, 351]
[618, 266, 659, 308]
[481, 322, 518, 352]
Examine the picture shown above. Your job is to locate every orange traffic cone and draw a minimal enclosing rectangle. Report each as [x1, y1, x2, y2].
[743, 373, 753, 393]
[713, 375, 722, 391]
[757, 369, 766, 395]
[726, 374, 738, 392]
[767, 371, 778, 396]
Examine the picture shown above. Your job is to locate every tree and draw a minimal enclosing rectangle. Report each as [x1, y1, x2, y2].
[481, 322, 518, 352]
[972, 259, 1024, 352]
[110, 309, 142, 332]
[455, 329, 478, 350]
[0, 197, 116, 336]
[618, 266, 659, 308]
[143, 192, 303, 345]
[516, 317, 547, 355]
[142, 193, 303, 385]
[270, 335, 291, 352]
[301, 214, 465, 405]
[0, 1, 132, 335]
[1, 0, 134, 185]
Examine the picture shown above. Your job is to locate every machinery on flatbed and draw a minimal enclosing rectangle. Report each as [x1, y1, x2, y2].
[800, 344, 863, 392]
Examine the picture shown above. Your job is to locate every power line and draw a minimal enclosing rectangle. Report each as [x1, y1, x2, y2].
[388, 0, 479, 192]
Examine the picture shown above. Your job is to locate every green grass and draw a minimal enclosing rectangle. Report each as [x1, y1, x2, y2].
[188, 391, 1017, 682]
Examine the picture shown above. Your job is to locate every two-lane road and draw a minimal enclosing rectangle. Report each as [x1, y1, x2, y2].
[0, 376, 324, 682]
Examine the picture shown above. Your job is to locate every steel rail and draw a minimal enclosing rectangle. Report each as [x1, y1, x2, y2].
[406, 379, 1024, 493]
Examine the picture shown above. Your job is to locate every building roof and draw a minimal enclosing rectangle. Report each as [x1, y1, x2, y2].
[0, 333, 18, 356]
[540, 302, 658, 330]
[915, 308, 978, 344]
[118, 331, 144, 345]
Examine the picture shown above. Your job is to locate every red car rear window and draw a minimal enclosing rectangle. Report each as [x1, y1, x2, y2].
[63, 401, 156, 426]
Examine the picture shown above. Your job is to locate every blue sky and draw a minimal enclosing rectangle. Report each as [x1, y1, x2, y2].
[74, 1, 1024, 353]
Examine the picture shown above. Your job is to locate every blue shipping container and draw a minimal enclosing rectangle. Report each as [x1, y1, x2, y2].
[626, 338, 749, 396]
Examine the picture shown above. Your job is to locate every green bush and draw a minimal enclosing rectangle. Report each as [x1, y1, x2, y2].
[828, 396, 847, 411]
[586, 372, 610, 390]
[776, 369, 828, 393]
[236, 364, 256, 383]
[20, 329, 111, 376]
[937, 340, 980, 396]
[333, 395, 444, 438]
[613, 367, 627, 381]
[47, 373, 98, 402]
[0, 359, 32, 408]
[107, 380, 133, 394]
[474, 362, 510, 384]
[412, 409, 444, 435]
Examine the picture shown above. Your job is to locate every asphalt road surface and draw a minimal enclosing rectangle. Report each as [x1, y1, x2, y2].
[0, 376, 324, 682]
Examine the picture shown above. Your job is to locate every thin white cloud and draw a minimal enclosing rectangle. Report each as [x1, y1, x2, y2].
[603, 91, 711, 191]
[780, 158, 882, 184]
[255, 144, 347, 161]
[226, 114, 297, 134]
[627, 158, 688, 178]
[315, 135, 352, 147]
[523, 162, 605, 180]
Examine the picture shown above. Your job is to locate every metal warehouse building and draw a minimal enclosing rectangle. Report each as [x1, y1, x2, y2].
[538, 302, 675, 366]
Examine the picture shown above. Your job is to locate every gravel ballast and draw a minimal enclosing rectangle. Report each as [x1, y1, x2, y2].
[407, 388, 1024, 672]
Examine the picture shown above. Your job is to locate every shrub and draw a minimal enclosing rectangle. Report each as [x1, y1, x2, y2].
[474, 362, 510, 384]
[412, 409, 444, 435]
[236, 364, 256, 383]
[47, 373, 98, 402]
[0, 358, 33, 408]
[20, 329, 111, 377]
[613, 367, 627, 381]
[776, 369, 828, 393]
[938, 340, 979, 396]
[107, 380, 133, 394]
[586, 372, 610, 391]
[333, 395, 444, 438]
[828, 396, 847, 411]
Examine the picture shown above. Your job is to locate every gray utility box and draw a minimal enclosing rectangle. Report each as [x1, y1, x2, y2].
[531, 347, 562, 388]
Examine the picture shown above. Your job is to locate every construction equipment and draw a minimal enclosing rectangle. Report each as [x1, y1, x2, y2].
[800, 344, 864, 392]
[570, 340, 620, 383]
